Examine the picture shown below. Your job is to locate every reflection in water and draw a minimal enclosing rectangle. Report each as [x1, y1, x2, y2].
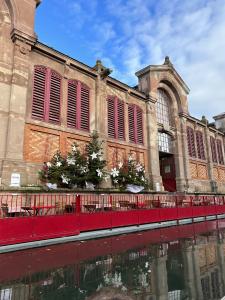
[1, 221, 225, 299]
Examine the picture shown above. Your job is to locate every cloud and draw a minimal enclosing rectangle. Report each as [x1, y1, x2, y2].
[102, 0, 225, 120]
[38, 0, 225, 120]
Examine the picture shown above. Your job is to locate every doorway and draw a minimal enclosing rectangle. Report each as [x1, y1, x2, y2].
[159, 152, 176, 192]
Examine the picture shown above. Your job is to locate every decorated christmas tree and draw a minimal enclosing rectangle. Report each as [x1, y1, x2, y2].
[39, 151, 67, 187]
[66, 143, 88, 188]
[39, 131, 108, 189]
[110, 156, 149, 191]
[85, 131, 107, 186]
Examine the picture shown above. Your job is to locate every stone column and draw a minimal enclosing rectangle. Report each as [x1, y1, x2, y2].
[217, 236, 225, 296]
[151, 245, 168, 300]
[146, 96, 163, 191]
[1, 33, 36, 186]
[182, 242, 198, 299]
[177, 113, 192, 192]
[204, 126, 217, 192]
[192, 245, 204, 300]
[93, 70, 111, 188]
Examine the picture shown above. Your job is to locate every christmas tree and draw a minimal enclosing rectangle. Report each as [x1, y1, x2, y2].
[39, 131, 108, 189]
[110, 156, 149, 191]
[66, 143, 88, 188]
[85, 131, 107, 186]
[39, 151, 68, 187]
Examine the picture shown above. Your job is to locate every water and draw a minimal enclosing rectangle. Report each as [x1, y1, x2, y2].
[1, 220, 225, 300]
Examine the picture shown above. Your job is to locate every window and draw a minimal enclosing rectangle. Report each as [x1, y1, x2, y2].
[187, 127, 196, 158]
[211, 270, 220, 299]
[32, 66, 61, 124]
[107, 96, 125, 140]
[156, 89, 171, 126]
[201, 276, 210, 300]
[216, 139, 224, 165]
[158, 132, 172, 153]
[67, 80, 89, 131]
[128, 104, 143, 144]
[210, 137, 218, 163]
[196, 130, 205, 160]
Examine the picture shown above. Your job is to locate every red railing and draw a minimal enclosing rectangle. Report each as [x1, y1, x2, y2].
[1, 193, 225, 247]
[1, 193, 225, 218]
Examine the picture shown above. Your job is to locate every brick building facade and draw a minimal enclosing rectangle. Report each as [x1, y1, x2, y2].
[0, 0, 225, 192]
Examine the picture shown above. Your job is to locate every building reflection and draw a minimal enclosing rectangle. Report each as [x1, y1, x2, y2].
[1, 225, 225, 299]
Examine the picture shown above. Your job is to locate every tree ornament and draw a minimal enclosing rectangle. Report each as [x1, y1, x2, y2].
[90, 152, 98, 160]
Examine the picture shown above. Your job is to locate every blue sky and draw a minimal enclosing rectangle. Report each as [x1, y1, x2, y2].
[35, 0, 225, 120]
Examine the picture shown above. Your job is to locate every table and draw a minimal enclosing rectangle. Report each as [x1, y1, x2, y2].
[21, 205, 56, 216]
[83, 204, 97, 212]
[83, 203, 112, 212]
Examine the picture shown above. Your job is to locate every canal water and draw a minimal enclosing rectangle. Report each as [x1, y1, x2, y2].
[1, 220, 225, 300]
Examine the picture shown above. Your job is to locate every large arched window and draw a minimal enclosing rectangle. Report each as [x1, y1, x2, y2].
[156, 89, 171, 126]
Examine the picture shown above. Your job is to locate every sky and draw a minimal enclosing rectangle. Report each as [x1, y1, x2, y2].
[35, 0, 225, 121]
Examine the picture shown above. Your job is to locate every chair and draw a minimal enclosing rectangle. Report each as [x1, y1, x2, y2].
[1, 203, 9, 217]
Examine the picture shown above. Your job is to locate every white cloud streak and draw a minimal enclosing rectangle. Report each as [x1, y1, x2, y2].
[45, 0, 225, 120]
[103, 0, 225, 120]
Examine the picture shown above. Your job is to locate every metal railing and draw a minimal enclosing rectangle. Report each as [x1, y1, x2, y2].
[0, 193, 225, 218]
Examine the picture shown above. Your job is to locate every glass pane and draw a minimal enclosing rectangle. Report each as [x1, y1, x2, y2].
[158, 132, 172, 153]
[156, 89, 171, 126]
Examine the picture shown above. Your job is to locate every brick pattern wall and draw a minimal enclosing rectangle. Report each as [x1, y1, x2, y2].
[213, 166, 225, 182]
[107, 142, 146, 170]
[190, 161, 208, 180]
[199, 244, 216, 273]
[24, 124, 90, 163]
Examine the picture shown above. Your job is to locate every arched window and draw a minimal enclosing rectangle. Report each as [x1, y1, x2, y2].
[32, 66, 61, 124]
[187, 127, 196, 158]
[107, 96, 125, 140]
[128, 104, 143, 144]
[210, 137, 217, 163]
[217, 139, 224, 165]
[196, 130, 205, 160]
[67, 80, 90, 131]
[156, 89, 171, 126]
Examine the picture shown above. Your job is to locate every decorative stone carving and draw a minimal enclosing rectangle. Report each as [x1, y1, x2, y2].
[93, 60, 112, 79]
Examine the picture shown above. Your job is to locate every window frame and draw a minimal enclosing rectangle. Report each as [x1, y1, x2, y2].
[195, 130, 206, 160]
[67, 79, 90, 132]
[31, 65, 62, 125]
[216, 139, 224, 165]
[128, 104, 144, 145]
[107, 96, 125, 140]
[187, 126, 197, 158]
[156, 89, 172, 126]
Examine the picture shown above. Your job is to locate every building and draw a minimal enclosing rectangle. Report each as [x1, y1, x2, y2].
[0, 0, 225, 193]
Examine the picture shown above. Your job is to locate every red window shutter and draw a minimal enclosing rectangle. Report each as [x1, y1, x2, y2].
[196, 130, 205, 160]
[136, 107, 143, 144]
[32, 66, 47, 120]
[117, 100, 125, 140]
[128, 105, 135, 143]
[108, 97, 115, 138]
[187, 127, 196, 158]
[80, 83, 89, 131]
[210, 137, 218, 163]
[216, 139, 224, 165]
[48, 70, 61, 124]
[67, 80, 77, 128]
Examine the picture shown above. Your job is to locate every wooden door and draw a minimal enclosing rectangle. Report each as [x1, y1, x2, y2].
[160, 156, 176, 192]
